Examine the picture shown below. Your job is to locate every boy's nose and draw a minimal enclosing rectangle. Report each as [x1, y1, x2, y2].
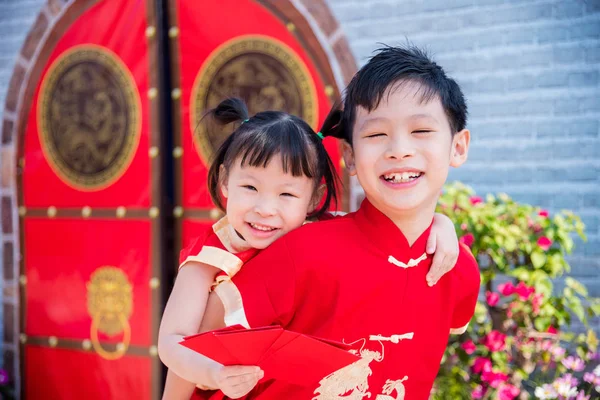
[385, 138, 416, 159]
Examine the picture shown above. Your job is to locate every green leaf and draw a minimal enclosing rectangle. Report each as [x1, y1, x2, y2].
[565, 277, 588, 296]
[531, 251, 547, 269]
[567, 296, 586, 322]
[508, 267, 530, 282]
[534, 317, 551, 332]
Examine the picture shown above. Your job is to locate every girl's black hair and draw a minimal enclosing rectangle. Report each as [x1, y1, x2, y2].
[207, 98, 339, 218]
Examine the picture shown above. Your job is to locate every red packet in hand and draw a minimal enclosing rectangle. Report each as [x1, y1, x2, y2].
[259, 331, 359, 386]
[180, 326, 359, 387]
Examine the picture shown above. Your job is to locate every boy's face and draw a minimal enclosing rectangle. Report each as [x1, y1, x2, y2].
[344, 81, 470, 218]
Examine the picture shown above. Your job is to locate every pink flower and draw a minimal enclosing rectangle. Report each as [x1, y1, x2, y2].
[498, 282, 515, 296]
[584, 372, 600, 386]
[460, 223, 468, 230]
[575, 391, 590, 400]
[482, 370, 509, 388]
[537, 236, 552, 251]
[547, 326, 558, 335]
[551, 345, 566, 360]
[540, 340, 553, 352]
[556, 372, 579, 387]
[472, 357, 492, 374]
[461, 340, 476, 355]
[483, 331, 507, 352]
[538, 209, 549, 218]
[515, 281, 535, 301]
[471, 385, 485, 399]
[561, 356, 585, 371]
[459, 233, 475, 247]
[470, 196, 483, 205]
[486, 291, 500, 307]
[497, 383, 520, 400]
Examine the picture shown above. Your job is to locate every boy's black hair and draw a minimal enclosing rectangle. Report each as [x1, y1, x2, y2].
[322, 45, 468, 145]
[207, 98, 339, 217]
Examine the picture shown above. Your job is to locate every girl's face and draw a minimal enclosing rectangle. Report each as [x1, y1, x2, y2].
[220, 154, 318, 249]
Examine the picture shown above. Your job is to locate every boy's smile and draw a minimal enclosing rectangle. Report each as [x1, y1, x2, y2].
[344, 80, 470, 228]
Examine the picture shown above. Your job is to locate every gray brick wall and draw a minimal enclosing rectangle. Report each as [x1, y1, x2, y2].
[327, 0, 600, 330]
[0, 0, 45, 375]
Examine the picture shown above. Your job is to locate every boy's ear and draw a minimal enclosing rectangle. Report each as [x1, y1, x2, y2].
[342, 141, 357, 176]
[309, 184, 326, 212]
[219, 164, 229, 199]
[450, 129, 470, 168]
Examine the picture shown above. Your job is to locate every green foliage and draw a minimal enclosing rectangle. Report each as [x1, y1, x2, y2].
[433, 183, 599, 399]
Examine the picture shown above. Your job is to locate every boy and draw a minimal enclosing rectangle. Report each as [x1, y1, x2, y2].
[202, 45, 480, 399]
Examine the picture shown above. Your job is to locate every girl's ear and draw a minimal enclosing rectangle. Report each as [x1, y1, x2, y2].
[219, 164, 229, 199]
[309, 184, 326, 212]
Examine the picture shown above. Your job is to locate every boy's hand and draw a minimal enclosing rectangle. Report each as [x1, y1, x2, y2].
[426, 213, 459, 286]
[210, 365, 264, 399]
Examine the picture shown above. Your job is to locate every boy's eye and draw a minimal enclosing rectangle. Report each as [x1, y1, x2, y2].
[413, 130, 433, 134]
[242, 185, 257, 191]
[281, 192, 297, 198]
[366, 133, 386, 138]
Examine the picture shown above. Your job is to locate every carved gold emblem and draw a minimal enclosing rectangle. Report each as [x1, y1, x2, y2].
[190, 35, 317, 164]
[38, 45, 141, 190]
[86, 266, 133, 360]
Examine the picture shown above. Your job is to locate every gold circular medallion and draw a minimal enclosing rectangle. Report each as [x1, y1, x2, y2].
[38, 45, 141, 191]
[190, 35, 318, 165]
[86, 266, 133, 337]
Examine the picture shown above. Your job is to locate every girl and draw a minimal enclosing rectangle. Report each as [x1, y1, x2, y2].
[158, 98, 459, 399]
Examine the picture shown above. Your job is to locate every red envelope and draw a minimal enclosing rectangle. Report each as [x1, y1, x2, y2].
[181, 326, 359, 387]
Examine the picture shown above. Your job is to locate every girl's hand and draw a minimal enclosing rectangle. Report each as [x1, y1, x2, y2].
[211, 365, 264, 399]
[426, 213, 459, 286]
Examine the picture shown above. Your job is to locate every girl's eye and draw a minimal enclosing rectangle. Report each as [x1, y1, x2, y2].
[413, 130, 433, 134]
[366, 133, 386, 138]
[281, 193, 297, 198]
[242, 185, 257, 191]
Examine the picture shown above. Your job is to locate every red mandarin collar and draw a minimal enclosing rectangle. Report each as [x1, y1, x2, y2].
[354, 198, 433, 263]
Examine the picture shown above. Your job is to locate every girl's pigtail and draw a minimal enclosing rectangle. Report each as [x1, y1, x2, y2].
[206, 98, 250, 210]
[211, 97, 250, 125]
[319, 104, 345, 140]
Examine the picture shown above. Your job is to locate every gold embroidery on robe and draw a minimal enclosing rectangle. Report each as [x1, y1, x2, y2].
[312, 333, 413, 400]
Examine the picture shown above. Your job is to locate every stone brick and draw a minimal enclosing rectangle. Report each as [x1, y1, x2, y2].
[553, 45, 585, 64]
[21, 10, 47, 60]
[3, 348, 15, 384]
[1, 196, 12, 234]
[2, 118, 13, 144]
[569, 21, 600, 40]
[303, 0, 340, 37]
[5, 62, 25, 112]
[3, 240, 14, 281]
[48, 0, 68, 16]
[1, 145, 14, 189]
[2, 302, 14, 344]
[585, 45, 600, 63]
[552, 2, 584, 18]
[568, 71, 599, 87]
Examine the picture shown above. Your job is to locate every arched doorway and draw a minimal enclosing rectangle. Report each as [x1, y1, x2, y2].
[0, 0, 356, 398]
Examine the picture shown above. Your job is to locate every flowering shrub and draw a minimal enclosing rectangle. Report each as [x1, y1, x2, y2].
[433, 183, 600, 400]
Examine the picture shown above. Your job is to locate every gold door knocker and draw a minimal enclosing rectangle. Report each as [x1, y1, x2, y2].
[86, 266, 133, 360]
